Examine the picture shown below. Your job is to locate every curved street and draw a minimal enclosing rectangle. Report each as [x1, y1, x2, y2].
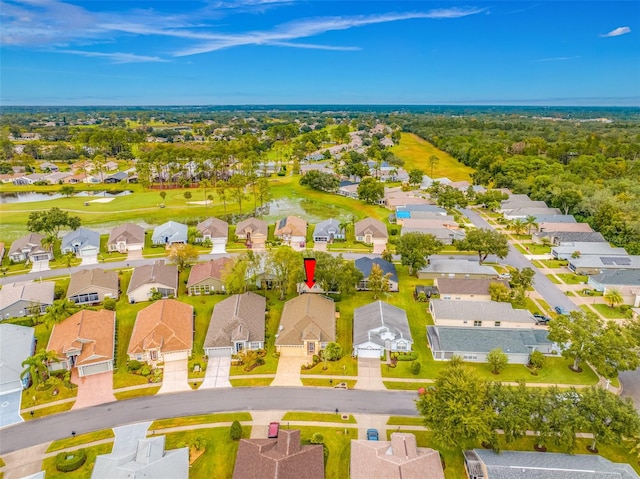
[0, 387, 418, 455]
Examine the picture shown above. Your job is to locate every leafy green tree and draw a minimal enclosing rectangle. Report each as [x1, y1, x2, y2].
[456, 228, 509, 264]
[44, 299, 78, 327]
[230, 420, 242, 440]
[591, 320, 640, 380]
[323, 342, 342, 361]
[509, 219, 527, 235]
[368, 263, 392, 299]
[408, 168, 424, 186]
[59, 185, 75, 197]
[159, 191, 167, 202]
[299, 170, 340, 192]
[547, 310, 601, 372]
[489, 282, 511, 302]
[21, 350, 59, 387]
[103, 298, 116, 311]
[357, 177, 384, 204]
[229, 174, 247, 213]
[487, 348, 508, 374]
[167, 243, 199, 273]
[380, 249, 393, 262]
[509, 267, 535, 291]
[416, 359, 496, 450]
[266, 247, 302, 300]
[223, 253, 259, 294]
[183, 191, 192, 201]
[313, 252, 362, 296]
[27, 207, 81, 238]
[603, 288, 623, 308]
[489, 382, 532, 444]
[528, 350, 546, 372]
[396, 232, 443, 275]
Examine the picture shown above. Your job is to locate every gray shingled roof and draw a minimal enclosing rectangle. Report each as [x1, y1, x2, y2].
[355, 257, 398, 283]
[570, 255, 640, 270]
[435, 278, 509, 295]
[419, 259, 497, 276]
[431, 299, 535, 324]
[196, 217, 229, 239]
[0, 281, 55, 311]
[204, 292, 266, 348]
[127, 260, 178, 294]
[428, 326, 551, 355]
[61, 227, 100, 251]
[67, 268, 119, 298]
[590, 269, 640, 286]
[553, 242, 626, 257]
[0, 324, 34, 393]
[541, 231, 606, 243]
[313, 219, 344, 239]
[472, 449, 639, 479]
[353, 301, 412, 348]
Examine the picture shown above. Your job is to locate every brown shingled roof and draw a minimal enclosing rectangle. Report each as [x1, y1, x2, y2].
[434, 278, 509, 296]
[186, 257, 233, 288]
[204, 292, 266, 349]
[236, 217, 268, 238]
[128, 299, 193, 355]
[196, 217, 229, 239]
[67, 268, 119, 298]
[47, 310, 115, 366]
[276, 295, 336, 346]
[274, 216, 307, 237]
[127, 261, 178, 295]
[108, 223, 146, 246]
[355, 218, 388, 239]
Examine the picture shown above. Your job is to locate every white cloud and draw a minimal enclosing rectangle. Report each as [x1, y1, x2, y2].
[601, 26, 631, 37]
[58, 50, 169, 64]
[534, 55, 581, 62]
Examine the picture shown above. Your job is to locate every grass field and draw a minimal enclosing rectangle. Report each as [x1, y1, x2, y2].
[390, 133, 475, 182]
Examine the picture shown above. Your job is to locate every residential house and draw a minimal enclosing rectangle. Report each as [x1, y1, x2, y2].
[531, 214, 578, 224]
[400, 219, 466, 244]
[538, 231, 606, 246]
[275, 216, 307, 249]
[47, 310, 115, 377]
[463, 449, 639, 479]
[0, 242, 4, 262]
[236, 217, 268, 249]
[233, 429, 324, 479]
[588, 270, 640, 307]
[204, 292, 266, 357]
[127, 299, 193, 362]
[151, 221, 188, 246]
[429, 299, 536, 328]
[552, 242, 626, 260]
[186, 257, 233, 295]
[8, 233, 53, 263]
[417, 258, 498, 280]
[354, 218, 388, 253]
[107, 223, 145, 253]
[532, 222, 593, 243]
[276, 294, 336, 356]
[384, 190, 429, 210]
[350, 433, 444, 479]
[353, 301, 412, 358]
[38, 161, 59, 172]
[104, 171, 128, 183]
[61, 227, 101, 259]
[196, 217, 229, 253]
[427, 326, 554, 364]
[355, 257, 399, 292]
[0, 281, 54, 320]
[395, 204, 446, 223]
[313, 219, 345, 243]
[434, 278, 509, 301]
[66, 268, 119, 305]
[569, 255, 640, 275]
[0, 324, 35, 428]
[92, 422, 188, 479]
[337, 181, 359, 199]
[503, 206, 562, 220]
[127, 260, 178, 303]
[103, 161, 118, 171]
[45, 172, 72, 183]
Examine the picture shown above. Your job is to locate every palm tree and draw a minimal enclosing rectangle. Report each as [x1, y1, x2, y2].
[525, 215, 539, 235]
[44, 299, 78, 327]
[509, 219, 527, 235]
[428, 155, 439, 177]
[603, 289, 624, 309]
[21, 350, 59, 388]
[217, 180, 229, 215]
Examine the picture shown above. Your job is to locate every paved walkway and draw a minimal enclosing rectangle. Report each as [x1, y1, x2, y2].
[158, 359, 191, 394]
[354, 358, 384, 390]
[271, 356, 308, 386]
[200, 357, 232, 389]
[71, 370, 116, 410]
[1, 443, 50, 479]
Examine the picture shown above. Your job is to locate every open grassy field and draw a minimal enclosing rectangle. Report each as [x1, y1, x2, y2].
[391, 133, 475, 182]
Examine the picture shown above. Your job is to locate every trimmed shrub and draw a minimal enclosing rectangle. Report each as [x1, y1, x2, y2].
[55, 449, 87, 472]
[103, 298, 116, 311]
[140, 365, 151, 376]
[310, 433, 324, 444]
[410, 361, 421, 375]
[230, 420, 242, 440]
[54, 285, 66, 300]
[128, 360, 142, 372]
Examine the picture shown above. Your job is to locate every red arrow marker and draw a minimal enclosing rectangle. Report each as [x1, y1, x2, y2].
[303, 258, 316, 289]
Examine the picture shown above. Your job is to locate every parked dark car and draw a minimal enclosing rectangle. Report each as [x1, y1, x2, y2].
[366, 429, 379, 441]
[268, 422, 279, 438]
[554, 306, 569, 315]
[533, 313, 551, 325]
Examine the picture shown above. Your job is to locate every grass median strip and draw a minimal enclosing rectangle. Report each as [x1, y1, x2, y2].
[150, 412, 252, 430]
[281, 412, 356, 423]
[47, 429, 115, 452]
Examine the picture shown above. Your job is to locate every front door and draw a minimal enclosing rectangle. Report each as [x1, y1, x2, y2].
[307, 342, 315, 354]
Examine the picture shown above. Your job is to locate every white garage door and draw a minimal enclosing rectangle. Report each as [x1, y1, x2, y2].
[205, 347, 232, 358]
[357, 346, 382, 359]
[79, 361, 111, 376]
[163, 351, 189, 361]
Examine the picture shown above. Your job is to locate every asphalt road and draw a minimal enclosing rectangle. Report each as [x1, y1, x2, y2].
[0, 388, 418, 455]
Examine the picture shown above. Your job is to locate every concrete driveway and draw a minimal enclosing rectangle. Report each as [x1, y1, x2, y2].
[271, 356, 308, 386]
[200, 357, 232, 389]
[158, 359, 191, 394]
[71, 370, 115, 410]
[354, 358, 384, 390]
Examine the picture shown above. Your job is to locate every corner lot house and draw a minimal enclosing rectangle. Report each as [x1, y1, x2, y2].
[67, 268, 119, 305]
[0, 281, 54, 320]
[151, 220, 188, 246]
[350, 433, 444, 479]
[434, 278, 509, 301]
[107, 223, 145, 253]
[47, 310, 115, 377]
[274, 216, 307, 248]
[60, 227, 100, 259]
[353, 301, 412, 358]
[0, 324, 35, 428]
[430, 299, 536, 328]
[186, 257, 233, 295]
[92, 422, 188, 479]
[128, 299, 193, 362]
[355, 257, 399, 292]
[236, 217, 268, 249]
[276, 294, 336, 356]
[233, 429, 324, 479]
[196, 217, 229, 253]
[313, 218, 345, 243]
[354, 218, 388, 253]
[204, 292, 266, 357]
[8, 233, 53, 263]
[463, 449, 639, 479]
[427, 326, 554, 364]
[127, 260, 178, 303]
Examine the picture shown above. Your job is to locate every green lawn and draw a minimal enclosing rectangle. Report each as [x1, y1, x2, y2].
[520, 243, 551, 255]
[281, 412, 356, 423]
[390, 133, 475, 182]
[150, 412, 252, 430]
[396, 430, 467, 479]
[113, 386, 160, 400]
[301, 378, 357, 388]
[294, 426, 356, 479]
[47, 429, 114, 452]
[541, 259, 569, 269]
[230, 378, 274, 387]
[24, 401, 75, 419]
[386, 416, 423, 426]
[42, 443, 112, 479]
[546, 274, 562, 284]
[556, 273, 588, 285]
[592, 303, 629, 319]
[384, 381, 431, 391]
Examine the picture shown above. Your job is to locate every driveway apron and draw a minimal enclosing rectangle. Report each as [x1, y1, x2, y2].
[355, 358, 384, 390]
[71, 370, 116, 410]
[200, 357, 232, 389]
[158, 359, 191, 394]
[271, 356, 308, 386]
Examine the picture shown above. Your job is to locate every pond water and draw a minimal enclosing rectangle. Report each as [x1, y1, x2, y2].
[260, 198, 354, 223]
[0, 190, 133, 204]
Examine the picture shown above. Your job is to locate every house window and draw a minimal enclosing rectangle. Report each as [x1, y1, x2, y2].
[463, 320, 468, 324]
[308, 342, 315, 353]
[136, 354, 143, 361]
[455, 296, 461, 300]
[462, 354, 477, 360]
[473, 321, 482, 327]
[494, 321, 501, 327]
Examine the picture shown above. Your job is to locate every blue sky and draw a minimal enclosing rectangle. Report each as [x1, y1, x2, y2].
[1, 1, 638, 106]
